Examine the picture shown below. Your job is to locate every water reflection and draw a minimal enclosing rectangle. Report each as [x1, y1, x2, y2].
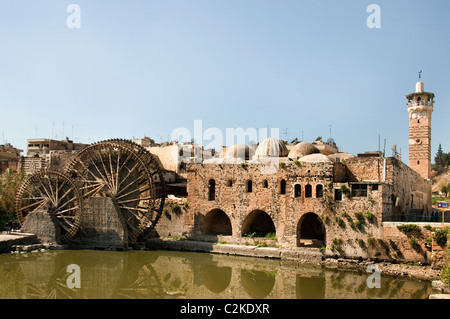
[0, 250, 432, 299]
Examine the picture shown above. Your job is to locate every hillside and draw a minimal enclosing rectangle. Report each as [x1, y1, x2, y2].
[432, 169, 450, 194]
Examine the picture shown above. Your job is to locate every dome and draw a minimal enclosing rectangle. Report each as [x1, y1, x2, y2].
[299, 153, 332, 163]
[288, 142, 320, 159]
[224, 144, 254, 160]
[254, 138, 289, 158]
[327, 152, 355, 162]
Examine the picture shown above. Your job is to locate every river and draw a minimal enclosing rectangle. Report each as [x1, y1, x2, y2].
[0, 249, 432, 299]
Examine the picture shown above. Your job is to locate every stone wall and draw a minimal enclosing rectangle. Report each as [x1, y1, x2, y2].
[151, 156, 437, 263]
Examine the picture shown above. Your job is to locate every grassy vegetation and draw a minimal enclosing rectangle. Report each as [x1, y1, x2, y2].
[0, 170, 24, 230]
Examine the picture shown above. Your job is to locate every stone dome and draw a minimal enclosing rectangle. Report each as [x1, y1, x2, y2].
[224, 144, 254, 160]
[288, 142, 320, 159]
[254, 138, 289, 158]
[327, 152, 355, 162]
[299, 153, 332, 163]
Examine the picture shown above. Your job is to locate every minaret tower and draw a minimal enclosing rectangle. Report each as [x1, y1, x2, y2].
[406, 71, 434, 180]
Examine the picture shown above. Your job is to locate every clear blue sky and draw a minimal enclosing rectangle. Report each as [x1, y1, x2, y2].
[1, 0, 449, 165]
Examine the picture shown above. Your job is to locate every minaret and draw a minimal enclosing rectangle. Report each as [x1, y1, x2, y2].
[406, 73, 434, 180]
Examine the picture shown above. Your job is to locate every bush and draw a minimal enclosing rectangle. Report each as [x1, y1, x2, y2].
[340, 185, 350, 197]
[397, 224, 420, 233]
[357, 239, 365, 248]
[434, 228, 448, 246]
[354, 212, 365, 222]
[336, 217, 344, 227]
[365, 212, 375, 223]
[0, 170, 24, 216]
[171, 203, 181, 214]
[441, 265, 450, 287]
[410, 238, 421, 251]
[264, 232, 277, 240]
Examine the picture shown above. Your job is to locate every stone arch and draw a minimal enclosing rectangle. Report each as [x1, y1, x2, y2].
[241, 210, 275, 237]
[201, 209, 232, 235]
[297, 212, 325, 247]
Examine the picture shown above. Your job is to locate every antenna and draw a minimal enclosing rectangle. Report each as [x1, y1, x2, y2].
[283, 128, 288, 141]
[329, 124, 332, 139]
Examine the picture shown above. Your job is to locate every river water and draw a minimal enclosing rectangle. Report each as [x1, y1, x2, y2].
[0, 249, 432, 299]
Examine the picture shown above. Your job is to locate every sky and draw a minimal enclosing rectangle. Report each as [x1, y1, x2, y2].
[0, 0, 449, 165]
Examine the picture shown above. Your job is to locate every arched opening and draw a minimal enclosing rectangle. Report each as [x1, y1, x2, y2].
[241, 210, 276, 237]
[201, 209, 232, 235]
[246, 180, 253, 193]
[316, 184, 323, 198]
[297, 213, 325, 247]
[208, 179, 215, 201]
[294, 184, 301, 198]
[305, 184, 312, 198]
[280, 179, 286, 195]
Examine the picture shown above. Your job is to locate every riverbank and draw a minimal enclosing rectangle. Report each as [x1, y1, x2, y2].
[0, 233, 444, 282]
[146, 238, 442, 282]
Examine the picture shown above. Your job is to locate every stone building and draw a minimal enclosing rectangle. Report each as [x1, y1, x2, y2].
[152, 79, 440, 263]
[20, 138, 88, 175]
[0, 143, 22, 172]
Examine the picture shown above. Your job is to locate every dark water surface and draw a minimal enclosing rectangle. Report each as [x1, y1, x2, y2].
[0, 249, 432, 299]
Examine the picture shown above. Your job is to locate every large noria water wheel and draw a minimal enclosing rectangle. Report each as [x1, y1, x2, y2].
[15, 169, 82, 243]
[65, 139, 166, 243]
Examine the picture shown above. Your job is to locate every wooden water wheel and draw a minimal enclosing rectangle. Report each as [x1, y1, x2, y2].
[15, 169, 82, 243]
[65, 139, 165, 243]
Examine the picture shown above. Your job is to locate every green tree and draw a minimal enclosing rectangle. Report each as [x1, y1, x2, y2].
[441, 185, 448, 197]
[0, 170, 24, 215]
[435, 143, 444, 167]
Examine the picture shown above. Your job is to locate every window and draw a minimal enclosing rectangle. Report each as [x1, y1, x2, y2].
[263, 180, 268, 188]
[294, 184, 301, 198]
[208, 179, 216, 201]
[227, 180, 233, 187]
[372, 184, 378, 191]
[351, 184, 368, 197]
[246, 180, 253, 193]
[305, 184, 312, 198]
[316, 184, 323, 198]
[334, 189, 342, 201]
[280, 179, 286, 195]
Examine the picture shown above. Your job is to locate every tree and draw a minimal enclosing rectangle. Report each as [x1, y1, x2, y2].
[441, 185, 448, 197]
[435, 143, 444, 167]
